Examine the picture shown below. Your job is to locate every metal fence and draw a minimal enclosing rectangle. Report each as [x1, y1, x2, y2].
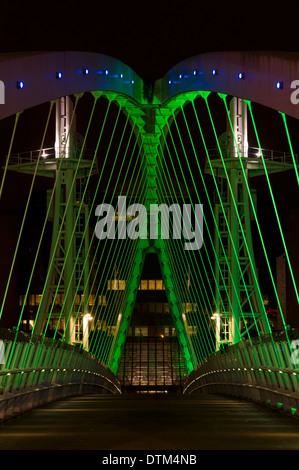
[183, 331, 299, 419]
[0, 330, 121, 422]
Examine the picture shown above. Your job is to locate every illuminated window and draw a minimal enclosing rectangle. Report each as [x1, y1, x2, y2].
[140, 280, 148, 290]
[135, 327, 148, 337]
[148, 280, 156, 290]
[156, 280, 163, 290]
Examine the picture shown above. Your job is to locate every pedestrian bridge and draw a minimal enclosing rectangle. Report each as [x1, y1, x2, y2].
[1, 51, 299, 445]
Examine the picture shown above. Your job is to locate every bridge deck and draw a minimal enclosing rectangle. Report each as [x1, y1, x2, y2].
[0, 393, 299, 450]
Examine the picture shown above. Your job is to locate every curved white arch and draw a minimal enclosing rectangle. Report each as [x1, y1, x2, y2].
[0, 51, 143, 120]
[1, 50, 299, 119]
[156, 50, 299, 118]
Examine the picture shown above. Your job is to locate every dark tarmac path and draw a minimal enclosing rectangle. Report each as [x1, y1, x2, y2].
[0, 393, 299, 450]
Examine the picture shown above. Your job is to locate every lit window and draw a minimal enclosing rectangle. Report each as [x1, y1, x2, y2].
[140, 280, 148, 290]
[135, 327, 148, 337]
[148, 280, 155, 290]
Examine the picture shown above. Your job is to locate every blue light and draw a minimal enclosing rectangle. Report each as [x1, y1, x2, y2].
[276, 81, 283, 89]
[83, 68, 89, 75]
[105, 69, 109, 75]
[238, 72, 245, 79]
[212, 69, 218, 76]
[16, 81, 24, 89]
[56, 72, 62, 79]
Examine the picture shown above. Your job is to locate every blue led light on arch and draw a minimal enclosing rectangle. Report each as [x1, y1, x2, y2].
[56, 72, 62, 79]
[238, 72, 245, 79]
[83, 68, 89, 75]
[16, 81, 24, 89]
[276, 81, 283, 89]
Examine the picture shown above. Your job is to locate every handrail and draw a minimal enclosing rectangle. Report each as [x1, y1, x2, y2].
[0, 332, 122, 421]
[207, 145, 298, 165]
[183, 335, 299, 419]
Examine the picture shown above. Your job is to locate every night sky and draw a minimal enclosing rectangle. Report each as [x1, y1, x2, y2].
[0, 3, 297, 80]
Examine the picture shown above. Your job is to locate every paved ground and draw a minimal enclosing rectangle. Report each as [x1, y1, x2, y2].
[0, 393, 299, 450]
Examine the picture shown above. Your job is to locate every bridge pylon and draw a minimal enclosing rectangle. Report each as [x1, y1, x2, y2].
[207, 97, 294, 348]
[6, 96, 97, 345]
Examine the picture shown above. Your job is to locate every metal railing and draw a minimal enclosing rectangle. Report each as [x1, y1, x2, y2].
[0, 330, 121, 422]
[6, 147, 95, 165]
[208, 146, 298, 165]
[183, 331, 299, 419]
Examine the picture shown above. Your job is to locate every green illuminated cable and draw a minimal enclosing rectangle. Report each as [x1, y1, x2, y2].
[221, 96, 292, 368]
[187, 95, 263, 369]
[156, 111, 216, 359]
[0, 112, 21, 201]
[41, 98, 122, 345]
[154, 167, 208, 362]
[90, 123, 146, 362]
[157, 108, 225, 356]
[145, 120, 204, 364]
[161, 102, 241, 346]
[27, 95, 112, 370]
[60, 104, 132, 347]
[85, 104, 148, 364]
[87, 114, 146, 362]
[170, 102, 246, 346]
[247, 101, 299, 305]
[178, 100, 243, 348]
[0, 101, 55, 323]
[19, 95, 99, 348]
[280, 112, 299, 186]
[203, 95, 268, 339]
[79, 113, 142, 355]
[30, 94, 86, 340]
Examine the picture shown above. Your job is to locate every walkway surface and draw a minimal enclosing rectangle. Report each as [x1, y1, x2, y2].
[0, 393, 299, 450]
